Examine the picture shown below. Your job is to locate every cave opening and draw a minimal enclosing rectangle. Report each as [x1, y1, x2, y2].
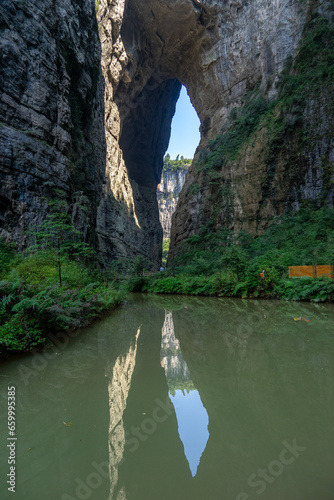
[117, 77, 201, 267]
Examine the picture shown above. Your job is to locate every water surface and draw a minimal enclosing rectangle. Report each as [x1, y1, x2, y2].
[0, 295, 334, 500]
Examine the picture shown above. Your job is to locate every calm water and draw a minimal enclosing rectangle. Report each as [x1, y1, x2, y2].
[1, 295, 334, 500]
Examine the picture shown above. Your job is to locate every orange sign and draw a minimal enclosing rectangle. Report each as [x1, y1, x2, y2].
[289, 265, 333, 278]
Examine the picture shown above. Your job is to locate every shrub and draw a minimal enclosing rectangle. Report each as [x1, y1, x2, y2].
[157, 207, 334, 302]
[0, 239, 20, 278]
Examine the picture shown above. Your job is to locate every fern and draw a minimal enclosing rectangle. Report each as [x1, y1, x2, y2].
[233, 282, 248, 296]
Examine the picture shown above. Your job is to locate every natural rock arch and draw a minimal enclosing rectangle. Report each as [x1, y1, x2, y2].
[96, 0, 311, 267]
[1, 0, 331, 269]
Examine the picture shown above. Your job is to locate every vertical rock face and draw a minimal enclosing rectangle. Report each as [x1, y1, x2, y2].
[1, 0, 333, 266]
[96, 0, 313, 266]
[160, 311, 191, 384]
[167, 0, 334, 260]
[157, 167, 188, 239]
[0, 0, 105, 248]
[105, 327, 140, 500]
[95, 0, 183, 266]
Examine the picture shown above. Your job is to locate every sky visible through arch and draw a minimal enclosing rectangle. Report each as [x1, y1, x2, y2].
[166, 85, 200, 160]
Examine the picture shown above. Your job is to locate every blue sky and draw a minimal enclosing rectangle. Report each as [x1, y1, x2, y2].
[166, 85, 200, 160]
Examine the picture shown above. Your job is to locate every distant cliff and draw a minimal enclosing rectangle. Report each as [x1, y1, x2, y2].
[157, 160, 188, 240]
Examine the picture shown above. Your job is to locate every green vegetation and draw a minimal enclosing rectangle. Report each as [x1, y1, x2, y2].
[0, 239, 17, 277]
[30, 199, 95, 285]
[1, 9, 333, 356]
[191, 13, 334, 204]
[128, 207, 334, 302]
[163, 154, 192, 172]
[164, 11, 334, 302]
[95, 0, 101, 13]
[2, 208, 333, 356]
[0, 201, 127, 355]
[0, 249, 125, 354]
[278, 13, 334, 110]
[167, 379, 195, 397]
[162, 239, 170, 267]
[196, 95, 271, 174]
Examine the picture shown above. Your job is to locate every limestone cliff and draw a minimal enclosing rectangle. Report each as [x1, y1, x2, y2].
[169, 1, 334, 261]
[0, 0, 333, 268]
[157, 167, 187, 239]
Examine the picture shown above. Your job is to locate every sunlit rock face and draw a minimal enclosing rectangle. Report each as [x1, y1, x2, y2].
[97, 0, 311, 264]
[167, 1, 334, 260]
[160, 311, 191, 384]
[105, 328, 140, 500]
[1, 0, 332, 266]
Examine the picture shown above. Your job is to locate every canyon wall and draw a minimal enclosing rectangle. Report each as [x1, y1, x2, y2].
[1, 0, 333, 267]
[0, 0, 105, 249]
[169, 0, 334, 260]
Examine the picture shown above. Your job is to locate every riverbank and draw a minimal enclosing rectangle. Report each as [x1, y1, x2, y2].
[1, 207, 334, 354]
[0, 246, 126, 355]
[128, 272, 334, 302]
[129, 207, 334, 302]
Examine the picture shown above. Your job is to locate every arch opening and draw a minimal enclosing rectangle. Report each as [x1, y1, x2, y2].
[118, 77, 182, 188]
[166, 85, 201, 161]
[157, 86, 201, 259]
[117, 77, 201, 267]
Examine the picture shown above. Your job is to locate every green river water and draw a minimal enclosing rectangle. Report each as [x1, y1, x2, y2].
[0, 294, 334, 500]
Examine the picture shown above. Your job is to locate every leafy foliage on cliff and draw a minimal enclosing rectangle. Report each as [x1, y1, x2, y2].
[196, 94, 271, 174]
[129, 207, 334, 302]
[0, 202, 126, 355]
[163, 154, 192, 171]
[207, 12, 333, 164]
[190, 12, 334, 211]
[279, 12, 334, 108]
[0, 240, 17, 277]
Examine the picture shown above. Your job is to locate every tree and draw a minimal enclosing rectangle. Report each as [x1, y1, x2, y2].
[30, 200, 94, 285]
[162, 154, 192, 172]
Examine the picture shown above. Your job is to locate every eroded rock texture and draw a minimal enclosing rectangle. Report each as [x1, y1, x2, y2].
[0, 0, 105, 248]
[167, 0, 334, 260]
[97, 0, 312, 265]
[1, 0, 333, 267]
